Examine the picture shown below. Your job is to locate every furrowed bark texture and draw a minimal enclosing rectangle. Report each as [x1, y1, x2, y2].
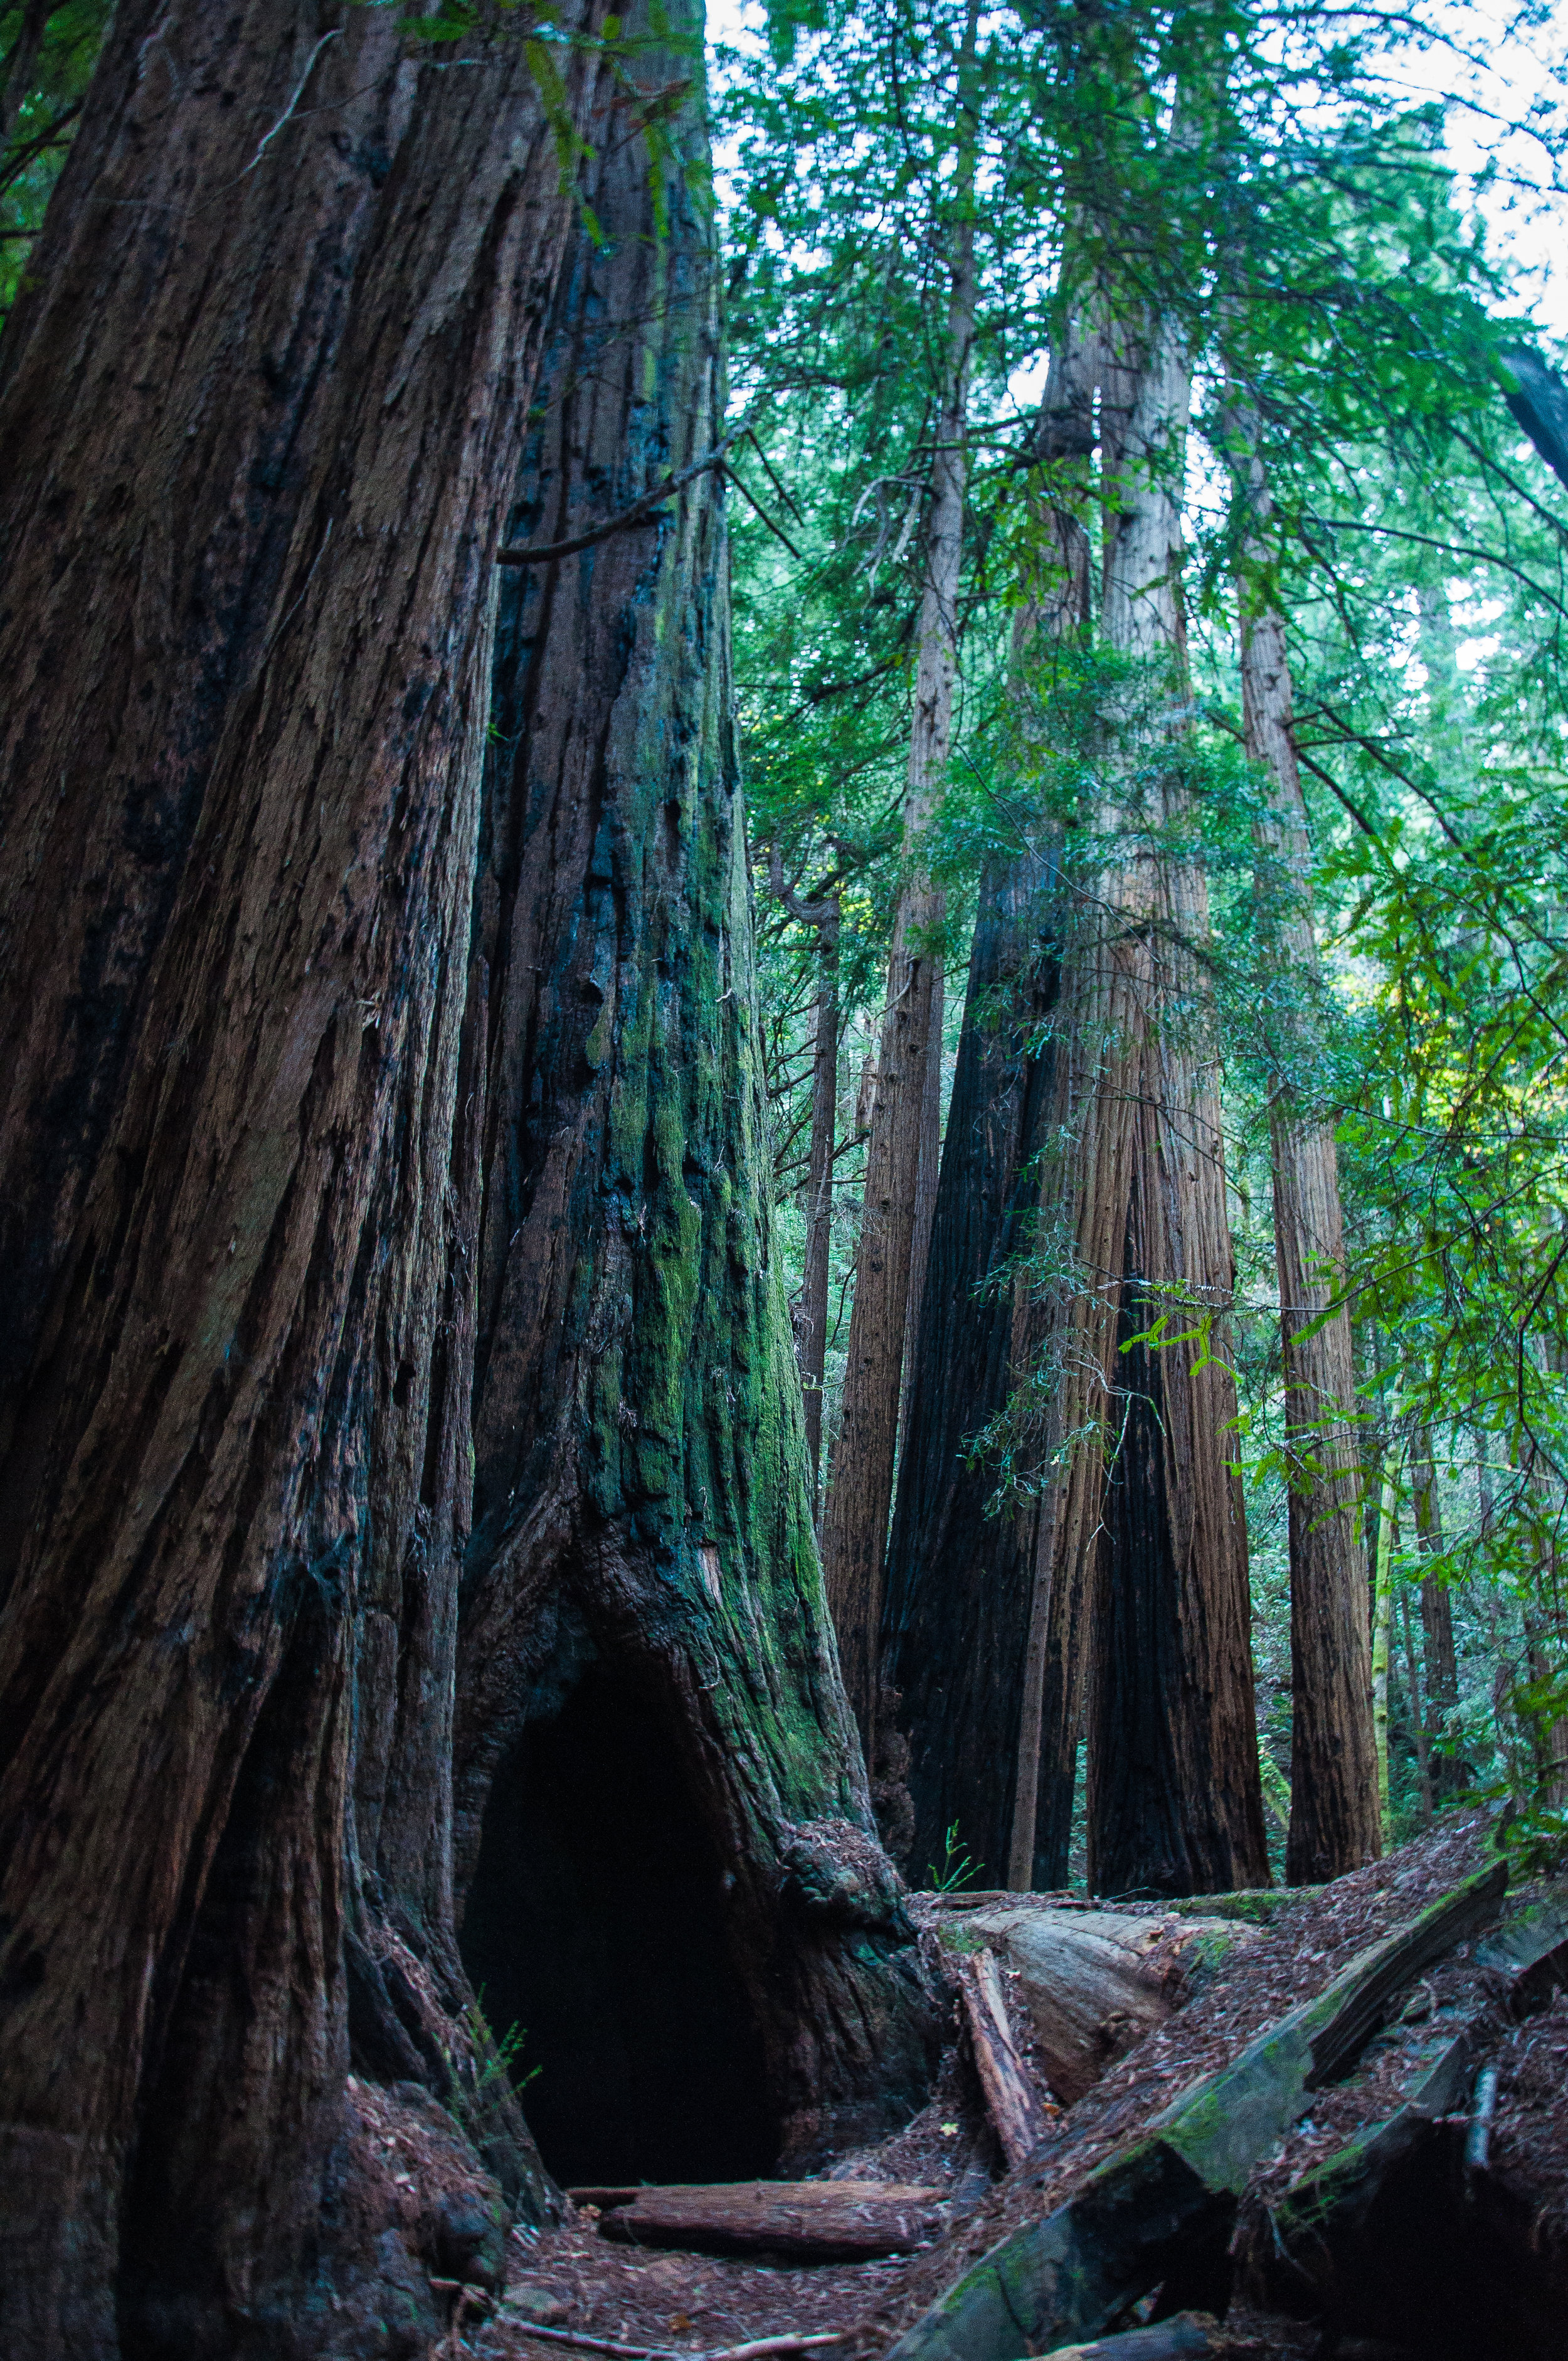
[882, 854, 1062, 1882]
[0, 9, 596, 2354]
[1082, 316, 1268, 1896]
[1231, 419, 1380, 1882]
[820, 198, 973, 1756]
[449, 39, 938, 2185]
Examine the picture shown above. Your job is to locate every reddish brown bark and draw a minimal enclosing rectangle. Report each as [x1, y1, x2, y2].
[0, 8, 600, 2350]
[1411, 1427, 1462, 1803]
[882, 307, 1102, 1887]
[1013, 307, 1266, 1897]
[804, 910, 842, 1497]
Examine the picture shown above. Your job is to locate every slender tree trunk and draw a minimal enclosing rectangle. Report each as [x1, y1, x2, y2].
[1227, 410, 1382, 1882]
[803, 905, 842, 1500]
[1411, 1426, 1461, 1801]
[1399, 1587, 1433, 1826]
[1527, 1318, 1568, 1805]
[1372, 1446, 1399, 1842]
[767, 859, 840, 1504]
[1082, 314, 1269, 1896]
[820, 137, 975, 1754]
[450, 37, 938, 2183]
[898, 1003, 947, 1461]
[0, 8, 601, 2350]
[879, 295, 1103, 1889]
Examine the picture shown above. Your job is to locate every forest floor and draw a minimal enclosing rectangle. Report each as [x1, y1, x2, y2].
[466, 1813, 1568, 2361]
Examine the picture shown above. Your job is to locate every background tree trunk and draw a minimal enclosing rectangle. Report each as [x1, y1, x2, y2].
[1229, 414, 1381, 1883]
[767, 859, 840, 1505]
[0, 7, 599, 2351]
[1083, 314, 1269, 1896]
[819, 196, 972, 1756]
[449, 29, 938, 2188]
[881, 853, 1063, 1882]
[884, 307, 1100, 1889]
[1411, 1426, 1461, 1803]
[803, 903, 842, 1499]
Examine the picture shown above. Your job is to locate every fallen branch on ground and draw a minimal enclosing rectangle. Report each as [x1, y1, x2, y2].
[958, 1945, 1054, 2167]
[494, 2326, 844, 2361]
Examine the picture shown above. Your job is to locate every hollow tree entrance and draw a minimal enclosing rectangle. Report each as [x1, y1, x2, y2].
[460, 1659, 778, 2188]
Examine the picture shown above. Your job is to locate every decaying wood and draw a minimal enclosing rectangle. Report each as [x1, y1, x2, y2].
[958, 1946, 1056, 2164]
[953, 1903, 1261, 2103]
[1047, 2316, 1232, 2360]
[886, 1864, 1507, 2361]
[1252, 1878, 1568, 2314]
[593, 2181, 948, 2260]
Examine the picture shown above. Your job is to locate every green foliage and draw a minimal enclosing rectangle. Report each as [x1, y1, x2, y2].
[0, 0, 112, 331]
[724, 0, 1568, 1838]
[927, 1820, 978, 1892]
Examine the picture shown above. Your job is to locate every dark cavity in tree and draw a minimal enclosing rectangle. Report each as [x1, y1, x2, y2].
[460, 1661, 778, 2188]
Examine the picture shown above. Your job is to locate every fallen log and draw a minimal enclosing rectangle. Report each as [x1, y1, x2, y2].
[590, 2180, 947, 2259]
[1252, 1877, 1568, 2321]
[884, 1860, 1507, 2361]
[1046, 2316, 1232, 2359]
[959, 1947, 1055, 2166]
[948, 1906, 1263, 2104]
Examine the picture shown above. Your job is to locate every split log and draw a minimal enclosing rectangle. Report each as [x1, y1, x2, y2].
[886, 1862, 1507, 2361]
[592, 2181, 947, 2259]
[953, 1904, 1263, 2102]
[959, 1946, 1056, 2164]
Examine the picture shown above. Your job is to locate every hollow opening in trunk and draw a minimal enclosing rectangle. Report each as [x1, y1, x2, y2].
[460, 1657, 777, 2188]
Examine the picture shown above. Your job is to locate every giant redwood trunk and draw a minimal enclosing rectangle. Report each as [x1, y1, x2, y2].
[881, 321, 1100, 1887]
[448, 24, 937, 2185]
[1002, 309, 1266, 1899]
[1083, 314, 1268, 1896]
[0, 8, 603, 2353]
